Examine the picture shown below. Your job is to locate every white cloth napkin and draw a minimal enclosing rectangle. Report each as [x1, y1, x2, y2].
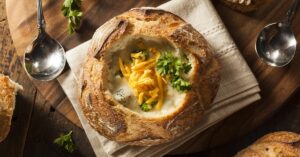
[57, 0, 260, 156]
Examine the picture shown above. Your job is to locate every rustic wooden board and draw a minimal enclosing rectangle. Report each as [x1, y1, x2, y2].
[0, 0, 94, 156]
[4, 0, 300, 155]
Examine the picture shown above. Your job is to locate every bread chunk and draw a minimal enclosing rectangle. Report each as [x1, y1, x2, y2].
[0, 74, 23, 142]
[221, 0, 269, 12]
[236, 131, 300, 156]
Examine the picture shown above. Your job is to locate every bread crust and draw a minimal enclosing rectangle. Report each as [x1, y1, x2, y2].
[79, 8, 220, 146]
[221, 0, 269, 12]
[235, 131, 300, 156]
[0, 74, 22, 142]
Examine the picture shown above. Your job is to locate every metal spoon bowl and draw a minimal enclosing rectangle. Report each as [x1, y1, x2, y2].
[256, 22, 297, 67]
[256, 0, 299, 67]
[23, 0, 66, 81]
[24, 33, 66, 81]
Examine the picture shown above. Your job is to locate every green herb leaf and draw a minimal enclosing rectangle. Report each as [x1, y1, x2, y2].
[156, 52, 192, 92]
[141, 50, 150, 60]
[140, 102, 152, 112]
[54, 131, 76, 153]
[171, 77, 192, 92]
[61, 0, 83, 34]
[156, 52, 173, 76]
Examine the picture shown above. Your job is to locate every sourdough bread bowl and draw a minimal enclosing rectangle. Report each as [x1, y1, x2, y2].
[0, 74, 23, 142]
[79, 8, 220, 146]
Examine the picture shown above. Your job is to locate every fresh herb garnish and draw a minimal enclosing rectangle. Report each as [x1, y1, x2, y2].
[53, 131, 76, 153]
[156, 52, 192, 92]
[171, 77, 192, 91]
[140, 50, 150, 60]
[61, 0, 83, 34]
[140, 102, 152, 112]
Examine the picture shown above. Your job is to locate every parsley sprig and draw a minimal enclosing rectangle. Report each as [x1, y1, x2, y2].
[140, 102, 153, 112]
[53, 131, 76, 153]
[61, 0, 83, 34]
[156, 52, 192, 92]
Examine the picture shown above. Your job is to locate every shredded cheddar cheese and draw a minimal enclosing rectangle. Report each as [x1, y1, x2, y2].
[118, 48, 165, 111]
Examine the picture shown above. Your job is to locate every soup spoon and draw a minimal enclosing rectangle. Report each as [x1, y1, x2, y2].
[24, 0, 66, 81]
[255, 0, 299, 67]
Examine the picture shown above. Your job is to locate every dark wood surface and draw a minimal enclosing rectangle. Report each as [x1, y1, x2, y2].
[1, 0, 300, 156]
[168, 89, 300, 157]
[0, 1, 94, 156]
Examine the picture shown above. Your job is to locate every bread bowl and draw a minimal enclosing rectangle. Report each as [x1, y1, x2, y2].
[79, 8, 220, 146]
[0, 74, 23, 142]
[235, 131, 300, 156]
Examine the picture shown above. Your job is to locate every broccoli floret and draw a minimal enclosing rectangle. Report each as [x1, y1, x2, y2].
[140, 102, 152, 112]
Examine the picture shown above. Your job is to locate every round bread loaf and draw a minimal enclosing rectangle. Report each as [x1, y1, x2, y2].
[79, 8, 220, 146]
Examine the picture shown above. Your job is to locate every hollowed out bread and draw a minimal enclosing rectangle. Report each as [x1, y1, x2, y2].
[235, 131, 300, 156]
[79, 8, 220, 146]
[0, 74, 23, 142]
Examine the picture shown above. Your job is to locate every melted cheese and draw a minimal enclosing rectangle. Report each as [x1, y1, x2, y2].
[109, 36, 187, 117]
[118, 48, 164, 110]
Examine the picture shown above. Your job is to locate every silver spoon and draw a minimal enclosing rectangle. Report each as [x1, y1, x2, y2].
[255, 0, 299, 67]
[23, 0, 66, 81]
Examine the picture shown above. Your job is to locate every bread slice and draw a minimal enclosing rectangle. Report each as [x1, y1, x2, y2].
[221, 0, 269, 12]
[235, 131, 300, 156]
[0, 74, 23, 142]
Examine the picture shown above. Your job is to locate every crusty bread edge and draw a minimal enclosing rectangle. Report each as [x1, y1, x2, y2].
[220, 0, 269, 13]
[79, 8, 220, 146]
[235, 131, 300, 156]
[0, 74, 23, 142]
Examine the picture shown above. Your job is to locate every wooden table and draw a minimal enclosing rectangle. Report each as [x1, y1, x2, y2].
[1, 0, 300, 156]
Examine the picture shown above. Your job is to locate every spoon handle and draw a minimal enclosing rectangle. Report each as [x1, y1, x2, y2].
[36, 0, 45, 32]
[284, 0, 299, 25]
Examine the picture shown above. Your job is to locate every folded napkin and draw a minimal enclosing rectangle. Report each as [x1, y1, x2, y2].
[57, 0, 260, 156]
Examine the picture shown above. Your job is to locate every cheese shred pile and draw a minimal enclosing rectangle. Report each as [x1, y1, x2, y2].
[119, 48, 165, 110]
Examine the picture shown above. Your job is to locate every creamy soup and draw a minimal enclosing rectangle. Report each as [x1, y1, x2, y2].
[105, 35, 192, 117]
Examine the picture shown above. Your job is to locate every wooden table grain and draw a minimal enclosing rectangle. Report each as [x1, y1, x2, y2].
[0, 1, 94, 156]
[1, 0, 300, 156]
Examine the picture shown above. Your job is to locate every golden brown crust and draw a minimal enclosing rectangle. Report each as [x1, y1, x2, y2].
[235, 131, 300, 157]
[0, 74, 22, 142]
[220, 0, 269, 13]
[79, 8, 220, 146]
